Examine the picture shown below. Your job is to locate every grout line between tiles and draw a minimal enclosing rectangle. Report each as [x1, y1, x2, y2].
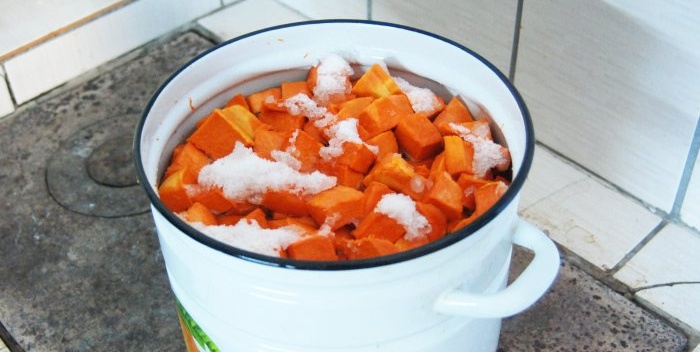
[670, 115, 700, 218]
[508, 0, 524, 82]
[0, 319, 24, 352]
[607, 220, 667, 275]
[367, 0, 373, 20]
[1, 64, 17, 109]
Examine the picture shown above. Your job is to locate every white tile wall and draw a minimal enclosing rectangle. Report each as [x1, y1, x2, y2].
[371, 0, 517, 76]
[515, 0, 700, 212]
[614, 223, 700, 331]
[277, 0, 367, 20]
[0, 67, 14, 118]
[198, 0, 309, 41]
[3, 0, 220, 104]
[682, 153, 700, 230]
[0, 0, 125, 59]
[519, 146, 662, 270]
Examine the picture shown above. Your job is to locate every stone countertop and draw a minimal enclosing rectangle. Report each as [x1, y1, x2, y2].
[0, 31, 688, 352]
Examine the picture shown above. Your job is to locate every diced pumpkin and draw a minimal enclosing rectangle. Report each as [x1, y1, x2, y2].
[243, 207, 269, 228]
[318, 163, 364, 189]
[443, 135, 475, 176]
[363, 153, 426, 199]
[306, 65, 318, 92]
[445, 119, 493, 140]
[260, 190, 309, 217]
[180, 202, 218, 226]
[456, 173, 490, 211]
[164, 142, 210, 180]
[302, 120, 328, 144]
[366, 130, 399, 163]
[336, 142, 376, 174]
[423, 171, 463, 221]
[217, 212, 241, 226]
[353, 211, 406, 243]
[190, 186, 234, 214]
[247, 87, 281, 114]
[286, 129, 324, 173]
[387, 94, 415, 116]
[158, 168, 196, 212]
[428, 152, 447, 180]
[281, 81, 312, 100]
[415, 201, 447, 242]
[347, 238, 399, 260]
[306, 185, 365, 230]
[287, 235, 339, 261]
[351, 63, 402, 98]
[225, 93, 251, 110]
[433, 96, 474, 135]
[258, 110, 306, 134]
[472, 181, 508, 218]
[357, 95, 408, 138]
[362, 181, 394, 216]
[395, 113, 443, 161]
[188, 105, 263, 159]
[395, 236, 430, 252]
[334, 96, 374, 120]
[253, 128, 286, 160]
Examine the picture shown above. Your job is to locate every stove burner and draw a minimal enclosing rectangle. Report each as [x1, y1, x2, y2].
[46, 115, 150, 217]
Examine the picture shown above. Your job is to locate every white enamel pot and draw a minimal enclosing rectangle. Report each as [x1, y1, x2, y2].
[135, 20, 560, 352]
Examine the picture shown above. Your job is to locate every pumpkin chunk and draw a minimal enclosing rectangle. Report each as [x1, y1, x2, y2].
[306, 185, 365, 230]
[286, 235, 339, 261]
[351, 64, 402, 98]
[395, 113, 443, 162]
[188, 105, 263, 159]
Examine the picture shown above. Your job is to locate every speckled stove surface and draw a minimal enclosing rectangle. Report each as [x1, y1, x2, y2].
[0, 32, 688, 352]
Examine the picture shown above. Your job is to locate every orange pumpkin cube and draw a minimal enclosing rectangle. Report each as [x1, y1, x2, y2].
[180, 202, 218, 226]
[395, 113, 443, 161]
[188, 105, 263, 159]
[190, 186, 234, 214]
[366, 130, 399, 163]
[353, 211, 406, 243]
[351, 64, 402, 98]
[260, 190, 309, 217]
[358, 95, 408, 138]
[443, 135, 474, 176]
[163, 142, 210, 180]
[424, 171, 463, 221]
[433, 96, 474, 135]
[347, 238, 399, 260]
[306, 185, 365, 230]
[158, 168, 196, 212]
[287, 235, 339, 261]
[247, 87, 281, 114]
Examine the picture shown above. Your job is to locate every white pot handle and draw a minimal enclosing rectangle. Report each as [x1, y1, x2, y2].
[433, 218, 560, 318]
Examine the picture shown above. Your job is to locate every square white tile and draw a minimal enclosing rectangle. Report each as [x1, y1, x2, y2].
[277, 0, 367, 19]
[515, 0, 700, 212]
[198, 0, 309, 41]
[0, 0, 125, 59]
[614, 223, 700, 331]
[519, 146, 662, 270]
[4, 0, 221, 104]
[371, 0, 518, 75]
[681, 152, 700, 230]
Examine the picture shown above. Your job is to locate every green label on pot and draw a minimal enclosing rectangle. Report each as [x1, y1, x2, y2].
[176, 299, 221, 352]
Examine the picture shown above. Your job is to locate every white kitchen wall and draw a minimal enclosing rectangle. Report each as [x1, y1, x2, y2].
[515, 0, 700, 213]
[2, 0, 220, 105]
[372, 0, 517, 76]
